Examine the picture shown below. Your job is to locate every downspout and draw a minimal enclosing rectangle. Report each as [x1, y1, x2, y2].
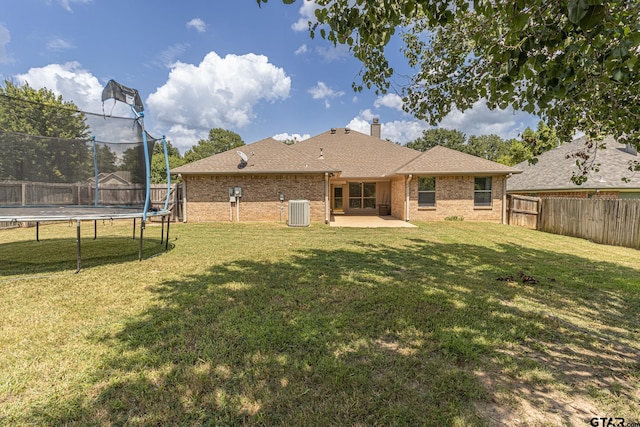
[502, 175, 508, 224]
[181, 175, 188, 223]
[405, 174, 412, 222]
[325, 173, 330, 224]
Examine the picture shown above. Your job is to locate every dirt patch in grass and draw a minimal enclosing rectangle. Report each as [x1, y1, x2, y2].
[475, 308, 640, 426]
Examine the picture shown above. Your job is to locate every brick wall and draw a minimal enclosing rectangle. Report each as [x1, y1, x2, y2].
[183, 174, 326, 223]
[390, 176, 406, 220]
[410, 175, 505, 222]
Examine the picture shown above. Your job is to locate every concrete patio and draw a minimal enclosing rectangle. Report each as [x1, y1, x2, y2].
[329, 215, 417, 228]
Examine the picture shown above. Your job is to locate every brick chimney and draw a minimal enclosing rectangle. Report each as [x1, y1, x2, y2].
[370, 118, 381, 139]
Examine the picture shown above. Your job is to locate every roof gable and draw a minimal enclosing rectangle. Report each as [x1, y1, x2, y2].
[395, 145, 521, 175]
[290, 128, 420, 178]
[173, 138, 337, 175]
[507, 136, 640, 192]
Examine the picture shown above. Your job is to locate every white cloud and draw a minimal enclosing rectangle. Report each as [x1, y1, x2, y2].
[147, 51, 291, 152]
[294, 44, 308, 55]
[52, 0, 92, 12]
[308, 81, 344, 108]
[374, 93, 403, 111]
[0, 24, 12, 64]
[272, 132, 311, 142]
[292, 2, 320, 32]
[46, 37, 74, 51]
[439, 99, 534, 139]
[346, 114, 427, 143]
[186, 18, 207, 33]
[155, 43, 190, 68]
[378, 120, 427, 143]
[14, 62, 104, 112]
[315, 44, 350, 62]
[162, 124, 208, 154]
[345, 99, 538, 145]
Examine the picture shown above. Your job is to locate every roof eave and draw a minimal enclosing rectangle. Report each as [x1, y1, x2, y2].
[174, 169, 337, 175]
[396, 170, 522, 176]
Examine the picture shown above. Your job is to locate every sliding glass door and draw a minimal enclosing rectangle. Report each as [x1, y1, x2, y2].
[348, 182, 376, 210]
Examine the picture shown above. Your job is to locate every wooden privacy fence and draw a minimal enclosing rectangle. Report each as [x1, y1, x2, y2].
[539, 198, 640, 249]
[507, 194, 541, 229]
[0, 181, 182, 226]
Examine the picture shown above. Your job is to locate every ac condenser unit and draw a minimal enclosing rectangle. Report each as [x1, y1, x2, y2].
[288, 199, 310, 227]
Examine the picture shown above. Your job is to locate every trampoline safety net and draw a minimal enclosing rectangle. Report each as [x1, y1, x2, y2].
[0, 94, 160, 211]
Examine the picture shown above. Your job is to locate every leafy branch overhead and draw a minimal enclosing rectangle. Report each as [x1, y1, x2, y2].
[264, 0, 640, 180]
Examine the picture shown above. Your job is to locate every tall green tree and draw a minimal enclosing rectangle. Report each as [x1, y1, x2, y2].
[183, 128, 244, 163]
[269, 1, 640, 180]
[405, 128, 466, 152]
[504, 121, 561, 166]
[466, 134, 511, 163]
[151, 140, 184, 184]
[0, 81, 91, 182]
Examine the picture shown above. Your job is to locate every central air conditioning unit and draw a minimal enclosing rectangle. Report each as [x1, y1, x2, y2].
[288, 199, 310, 227]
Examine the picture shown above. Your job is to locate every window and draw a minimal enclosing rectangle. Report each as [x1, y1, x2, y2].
[474, 177, 492, 207]
[349, 182, 376, 209]
[418, 177, 436, 207]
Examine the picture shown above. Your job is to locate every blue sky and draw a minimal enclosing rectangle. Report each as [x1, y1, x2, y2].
[1, 0, 538, 154]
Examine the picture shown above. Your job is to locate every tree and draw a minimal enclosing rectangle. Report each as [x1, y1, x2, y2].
[268, 1, 640, 180]
[0, 81, 92, 182]
[405, 128, 466, 152]
[466, 134, 511, 163]
[151, 140, 184, 184]
[183, 128, 244, 163]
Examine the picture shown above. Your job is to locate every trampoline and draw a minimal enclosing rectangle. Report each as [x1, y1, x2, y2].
[0, 80, 172, 272]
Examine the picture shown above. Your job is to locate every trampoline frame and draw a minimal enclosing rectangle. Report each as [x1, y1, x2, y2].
[1, 83, 174, 273]
[0, 206, 171, 273]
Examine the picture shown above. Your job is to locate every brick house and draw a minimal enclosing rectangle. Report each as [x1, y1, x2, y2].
[507, 135, 640, 199]
[173, 123, 521, 224]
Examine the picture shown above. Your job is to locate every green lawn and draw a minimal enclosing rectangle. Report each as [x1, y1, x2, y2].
[1, 221, 639, 426]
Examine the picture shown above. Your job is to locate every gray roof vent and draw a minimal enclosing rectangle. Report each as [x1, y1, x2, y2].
[319, 147, 324, 160]
[330, 128, 337, 134]
[345, 128, 350, 134]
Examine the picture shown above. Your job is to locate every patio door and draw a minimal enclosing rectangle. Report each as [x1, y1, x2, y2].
[349, 182, 376, 211]
[332, 185, 344, 212]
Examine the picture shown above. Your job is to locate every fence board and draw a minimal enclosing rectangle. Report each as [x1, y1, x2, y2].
[508, 194, 540, 229]
[0, 181, 182, 223]
[539, 198, 640, 249]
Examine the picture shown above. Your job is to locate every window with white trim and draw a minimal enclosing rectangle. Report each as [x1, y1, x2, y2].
[474, 177, 492, 207]
[418, 177, 436, 207]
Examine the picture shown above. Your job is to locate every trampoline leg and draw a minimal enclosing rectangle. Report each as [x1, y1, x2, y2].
[94, 220, 97, 240]
[138, 220, 145, 261]
[36, 222, 40, 242]
[160, 216, 165, 244]
[75, 220, 81, 274]
[165, 216, 170, 251]
[132, 218, 136, 240]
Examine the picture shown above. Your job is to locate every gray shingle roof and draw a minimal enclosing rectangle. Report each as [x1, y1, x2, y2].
[172, 137, 338, 175]
[395, 145, 521, 175]
[173, 128, 525, 178]
[289, 128, 420, 178]
[507, 135, 640, 192]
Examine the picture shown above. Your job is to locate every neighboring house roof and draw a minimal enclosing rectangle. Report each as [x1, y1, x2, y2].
[395, 145, 521, 175]
[507, 135, 640, 193]
[172, 137, 338, 175]
[290, 128, 420, 178]
[90, 171, 132, 185]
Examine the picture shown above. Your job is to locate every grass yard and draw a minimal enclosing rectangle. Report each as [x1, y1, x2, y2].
[1, 220, 639, 426]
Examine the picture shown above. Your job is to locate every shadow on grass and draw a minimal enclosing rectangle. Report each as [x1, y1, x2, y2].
[0, 225, 172, 275]
[29, 238, 640, 425]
